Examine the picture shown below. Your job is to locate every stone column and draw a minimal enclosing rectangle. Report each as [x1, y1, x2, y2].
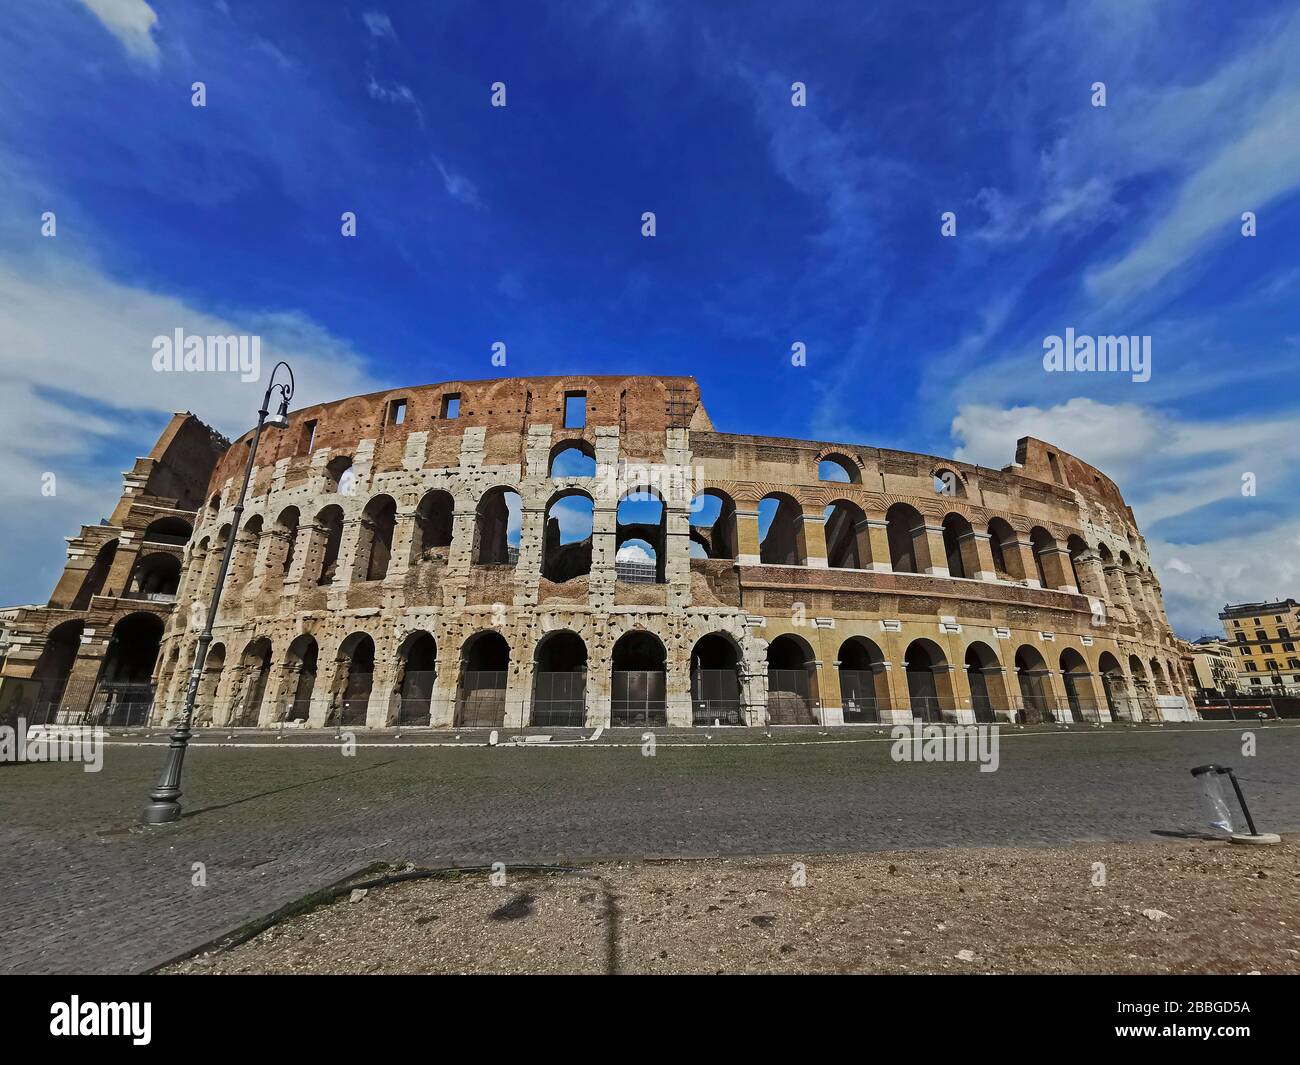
[912, 522, 948, 577]
[1002, 534, 1040, 588]
[801, 506, 828, 569]
[963, 530, 996, 581]
[1038, 545, 1077, 593]
[387, 510, 419, 581]
[864, 515, 892, 572]
[735, 507, 761, 565]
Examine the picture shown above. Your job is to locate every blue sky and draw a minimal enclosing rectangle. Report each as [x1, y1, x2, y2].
[1, 0, 1298, 636]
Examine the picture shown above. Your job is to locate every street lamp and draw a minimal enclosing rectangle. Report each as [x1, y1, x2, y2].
[142, 361, 295, 824]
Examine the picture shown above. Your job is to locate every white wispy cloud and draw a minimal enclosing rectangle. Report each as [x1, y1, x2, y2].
[362, 11, 396, 41]
[78, 0, 160, 66]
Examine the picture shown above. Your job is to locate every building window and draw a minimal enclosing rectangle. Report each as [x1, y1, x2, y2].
[300, 419, 318, 454]
[388, 399, 407, 425]
[1261, 645, 1273, 654]
[440, 394, 461, 419]
[1245, 662, 1257, 672]
[564, 391, 587, 429]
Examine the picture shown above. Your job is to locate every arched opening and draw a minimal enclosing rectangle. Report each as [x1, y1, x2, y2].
[1150, 658, 1171, 696]
[95, 612, 164, 726]
[886, 503, 924, 574]
[32, 620, 84, 725]
[766, 634, 818, 725]
[824, 500, 868, 569]
[818, 454, 859, 484]
[284, 634, 318, 724]
[334, 633, 375, 727]
[904, 639, 952, 722]
[1014, 645, 1054, 724]
[941, 513, 974, 579]
[1029, 527, 1058, 588]
[411, 490, 454, 564]
[1128, 654, 1154, 721]
[274, 507, 300, 580]
[195, 642, 225, 726]
[232, 637, 273, 727]
[473, 487, 521, 566]
[689, 490, 737, 561]
[128, 552, 181, 600]
[1098, 652, 1125, 721]
[987, 518, 1014, 580]
[611, 630, 667, 726]
[964, 642, 1005, 723]
[457, 630, 511, 727]
[933, 468, 965, 497]
[326, 455, 355, 496]
[396, 631, 437, 726]
[531, 630, 587, 726]
[690, 632, 743, 726]
[758, 493, 806, 566]
[358, 495, 397, 581]
[542, 491, 594, 582]
[227, 515, 263, 595]
[314, 505, 344, 585]
[142, 516, 193, 545]
[1066, 534, 1089, 592]
[838, 636, 889, 723]
[548, 440, 597, 478]
[1060, 647, 1095, 722]
[616, 488, 666, 582]
[71, 540, 117, 609]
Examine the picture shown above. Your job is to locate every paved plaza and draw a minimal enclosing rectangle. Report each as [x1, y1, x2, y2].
[2, 722, 1298, 974]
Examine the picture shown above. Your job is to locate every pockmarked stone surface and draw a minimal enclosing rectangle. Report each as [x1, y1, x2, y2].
[1, 722, 1297, 974]
[163, 840, 1300, 975]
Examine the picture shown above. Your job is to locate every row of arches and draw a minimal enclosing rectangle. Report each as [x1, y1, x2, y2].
[68, 516, 193, 609]
[160, 625, 1180, 731]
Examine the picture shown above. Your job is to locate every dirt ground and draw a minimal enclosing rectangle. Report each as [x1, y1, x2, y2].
[163, 839, 1300, 975]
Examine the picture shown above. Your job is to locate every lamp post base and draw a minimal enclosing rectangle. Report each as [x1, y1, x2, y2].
[141, 725, 192, 825]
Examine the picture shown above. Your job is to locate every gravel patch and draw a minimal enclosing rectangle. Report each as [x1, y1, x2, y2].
[164, 838, 1300, 974]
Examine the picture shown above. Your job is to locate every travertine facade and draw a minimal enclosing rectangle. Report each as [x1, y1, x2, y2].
[144, 375, 1192, 730]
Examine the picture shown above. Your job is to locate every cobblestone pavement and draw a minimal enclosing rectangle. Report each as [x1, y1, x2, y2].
[2, 722, 1298, 974]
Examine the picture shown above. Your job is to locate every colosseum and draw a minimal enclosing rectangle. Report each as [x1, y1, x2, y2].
[1, 374, 1194, 731]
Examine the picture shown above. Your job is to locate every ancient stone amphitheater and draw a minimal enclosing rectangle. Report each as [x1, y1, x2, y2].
[136, 374, 1190, 730]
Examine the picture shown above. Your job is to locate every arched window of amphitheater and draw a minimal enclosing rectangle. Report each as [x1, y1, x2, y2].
[824, 499, 867, 569]
[411, 491, 454, 565]
[689, 490, 737, 561]
[616, 487, 666, 583]
[543, 490, 594, 582]
[314, 506, 345, 585]
[473, 487, 522, 566]
[549, 441, 597, 478]
[275, 507, 300, 579]
[817, 454, 858, 484]
[941, 513, 974, 578]
[758, 493, 806, 566]
[359, 495, 397, 581]
[1029, 526, 1058, 588]
[885, 503, 923, 574]
[986, 518, 1014, 580]
[933, 468, 964, 498]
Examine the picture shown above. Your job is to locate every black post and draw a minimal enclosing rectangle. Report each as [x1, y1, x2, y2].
[1224, 769, 1260, 836]
[142, 363, 294, 824]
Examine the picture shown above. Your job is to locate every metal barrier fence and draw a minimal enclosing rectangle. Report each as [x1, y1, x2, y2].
[87, 683, 155, 727]
[397, 670, 437, 726]
[611, 670, 667, 726]
[838, 669, 881, 724]
[457, 670, 508, 727]
[691, 668, 743, 725]
[530, 672, 586, 727]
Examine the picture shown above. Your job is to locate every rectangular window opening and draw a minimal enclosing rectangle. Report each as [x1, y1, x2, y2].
[301, 419, 318, 454]
[564, 391, 587, 429]
[441, 394, 461, 419]
[389, 399, 407, 425]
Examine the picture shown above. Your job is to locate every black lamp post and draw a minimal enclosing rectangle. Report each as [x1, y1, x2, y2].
[142, 361, 295, 824]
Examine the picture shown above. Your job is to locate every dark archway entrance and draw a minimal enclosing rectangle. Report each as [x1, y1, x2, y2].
[766, 634, 818, 725]
[94, 613, 164, 726]
[690, 633, 743, 726]
[531, 631, 587, 726]
[458, 631, 510, 727]
[611, 631, 667, 726]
